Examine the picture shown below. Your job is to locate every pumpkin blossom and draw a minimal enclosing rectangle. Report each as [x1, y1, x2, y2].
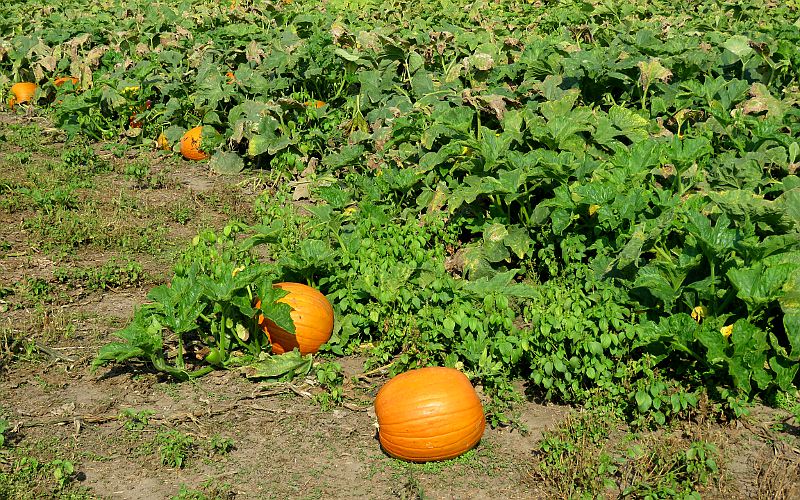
[720, 325, 733, 338]
[691, 305, 708, 322]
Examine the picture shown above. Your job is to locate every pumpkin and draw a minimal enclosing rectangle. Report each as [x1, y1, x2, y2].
[225, 71, 236, 84]
[304, 100, 326, 108]
[374, 366, 486, 462]
[256, 282, 334, 355]
[8, 82, 37, 107]
[180, 126, 208, 160]
[54, 76, 79, 87]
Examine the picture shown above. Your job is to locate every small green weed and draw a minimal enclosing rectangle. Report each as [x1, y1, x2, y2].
[170, 203, 195, 225]
[0, 417, 9, 447]
[54, 259, 145, 291]
[313, 361, 344, 410]
[155, 429, 195, 468]
[207, 434, 235, 456]
[61, 145, 110, 177]
[119, 409, 155, 431]
[5, 124, 43, 150]
[0, 454, 79, 498]
[533, 409, 722, 498]
[124, 161, 169, 189]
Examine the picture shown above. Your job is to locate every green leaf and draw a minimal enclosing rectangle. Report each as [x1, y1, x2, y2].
[779, 269, 800, 360]
[92, 342, 146, 369]
[635, 390, 652, 413]
[323, 145, 365, 168]
[208, 151, 244, 175]
[771, 355, 799, 391]
[728, 262, 798, 313]
[242, 351, 313, 380]
[722, 35, 754, 59]
[255, 284, 294, 335]
[504, 225, 533, 259]
[334, 47, 361, 62]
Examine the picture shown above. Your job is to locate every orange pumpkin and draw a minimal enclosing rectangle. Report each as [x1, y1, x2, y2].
[54, 76, 79, 87]
[180, 126, 208, 160]
[225, 71, 236, 84]
[256, 282, 334, 355]
[374, 366, 486, 462]
[8, 82, 37, 107]
[304, 100, 326, 108]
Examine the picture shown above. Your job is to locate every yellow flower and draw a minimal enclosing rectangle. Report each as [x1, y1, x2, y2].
[720, 325, 733, 338]
[343, 206, 357, 216]
[231, 265, 245, 277]
[691, 305, 708, 322]
[588, 204, 601, 216]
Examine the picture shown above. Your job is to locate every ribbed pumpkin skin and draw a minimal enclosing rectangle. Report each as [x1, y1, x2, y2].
[9, 82, 37, 107]
[258, 282, 334, 355]
[180, 126, 208, 160]
[375, 366, 486, 462]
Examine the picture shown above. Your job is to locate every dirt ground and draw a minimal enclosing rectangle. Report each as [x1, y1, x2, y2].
[1, 112, 799, 499]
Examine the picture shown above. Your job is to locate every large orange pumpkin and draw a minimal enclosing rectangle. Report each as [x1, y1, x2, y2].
[257, 282, 334, 355]
[8, 82, 37, 107]
[180, 126, 208, 160]
[374, 366, 486, 462]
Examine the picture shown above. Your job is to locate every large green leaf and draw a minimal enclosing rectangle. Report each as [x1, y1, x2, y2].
[779, 268, 800, 360]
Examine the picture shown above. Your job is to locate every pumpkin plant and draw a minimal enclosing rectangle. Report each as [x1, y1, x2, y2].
[374, 366, 486, 462]
[92, 258, 298, 379]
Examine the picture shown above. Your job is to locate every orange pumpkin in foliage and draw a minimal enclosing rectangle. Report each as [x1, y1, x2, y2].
[256, 282, 334, 355]
[54, 76, 79, 87]
[8, 82, 37, 107]
[374, 366, 486, 462]
[180, 126, 208, 160]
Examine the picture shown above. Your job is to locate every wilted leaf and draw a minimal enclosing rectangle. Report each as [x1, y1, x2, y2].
[209, 151, 244, 175]
[638, 59, 672, 88]
[242, 351, 313, 380]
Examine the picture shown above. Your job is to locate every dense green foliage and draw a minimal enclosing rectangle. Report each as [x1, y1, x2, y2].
[2, 0, 799, 422]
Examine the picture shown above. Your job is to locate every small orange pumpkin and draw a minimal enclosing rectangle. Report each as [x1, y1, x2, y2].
[180, 126, 208, 160]
[225, 71, 236, 84]
[374, 366, 486, 462]
[304, 100, 326, 108]
[256, 282, 334, 355]
[54, 76, 79, 87]
[8, 82, 37, 107]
